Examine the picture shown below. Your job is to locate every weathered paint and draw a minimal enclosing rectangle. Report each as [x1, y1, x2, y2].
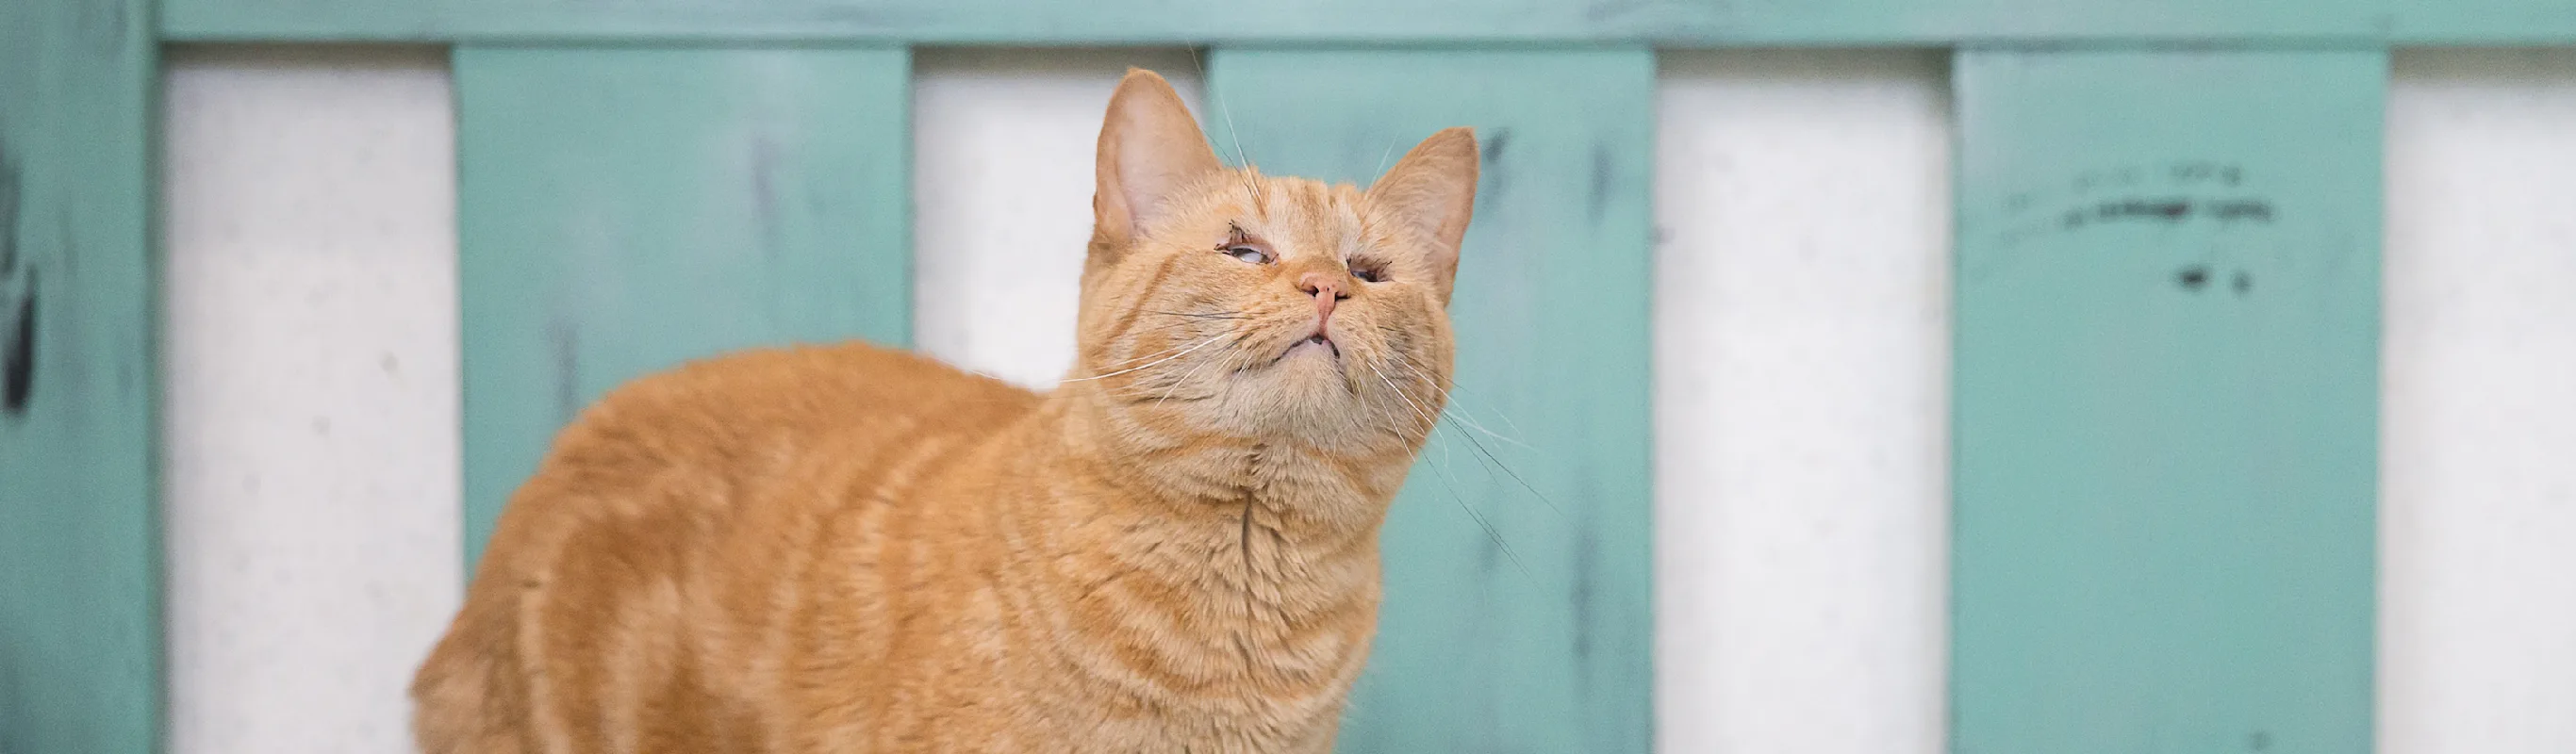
[0, 0, 162, 749]
[1209, 47, 1656, 753]
[159, 0, 2576, 45]
[455, 46, 913, 569]
[1950, 48, 2383, 753]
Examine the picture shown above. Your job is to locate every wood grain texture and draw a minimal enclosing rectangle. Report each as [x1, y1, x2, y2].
[455, 46, 912, 570]
[1208, 48, 1655, 753]
[158, 0, 2576, 44]
[0, 0, 161, 749]
[1950, 48, 2384, 754]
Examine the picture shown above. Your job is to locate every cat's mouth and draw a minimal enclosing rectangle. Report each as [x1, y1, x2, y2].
[1280, 333, 1340, 362]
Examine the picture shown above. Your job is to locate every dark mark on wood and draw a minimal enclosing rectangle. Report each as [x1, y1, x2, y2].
[2177, 265, 2211, 291]
[751, 135, 783, 264]
[2249, 730, 2271, 750]
[1585, 143, 1612, 227]
[2063, 197, 2191, 229]
[2208, 199, 2273, 222]
[2170, 161, 2243, 187]
[1478, 127, 1511, 200]
[4, 279, 34, 417]
[2233, 270, 2253, 296]
[2072, 167, 2142, 192]
[548, 317, 581, 423]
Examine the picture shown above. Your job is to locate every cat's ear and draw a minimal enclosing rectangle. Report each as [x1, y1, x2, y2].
[1094, 69, 1223, 254]
[1366, 127, 1478, 303]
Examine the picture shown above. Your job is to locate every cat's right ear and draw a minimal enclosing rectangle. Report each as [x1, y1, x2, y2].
[1093, 69, 1223, 257]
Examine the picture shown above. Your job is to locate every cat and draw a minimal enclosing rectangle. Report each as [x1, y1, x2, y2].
[411, 68, 1478, 753]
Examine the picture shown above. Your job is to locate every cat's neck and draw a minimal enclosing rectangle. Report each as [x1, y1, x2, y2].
[1043, 383, 1412, 549]
[1005, 385, 1412, 681]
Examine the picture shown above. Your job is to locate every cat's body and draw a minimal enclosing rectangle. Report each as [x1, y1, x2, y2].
[415, 70, 1478, 753]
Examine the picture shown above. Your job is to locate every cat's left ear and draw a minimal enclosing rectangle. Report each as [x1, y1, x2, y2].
[1094, 69, 1224, 255]
[1366, 127, 1478, 304]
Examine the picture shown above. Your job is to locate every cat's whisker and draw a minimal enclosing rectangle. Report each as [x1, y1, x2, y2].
[1364, 362, 1526, 576]
[1362, 361, 1440, 435]
[1390, 351, 1528, 450]
[1142, 309, 1251, 320]
[1067, 333, 1232, 383]
[1089, 329, 1233, 370]
[1152, 350, 1228, 408]
[1384, 358, 1561, 518]
[1432, 442, 1527, 579]
[1185, 46, 1265, 211]
[1123, 319, 1232, 340]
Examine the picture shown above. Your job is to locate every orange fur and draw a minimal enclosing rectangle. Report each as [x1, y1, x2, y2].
[412, 70, 1478, 753]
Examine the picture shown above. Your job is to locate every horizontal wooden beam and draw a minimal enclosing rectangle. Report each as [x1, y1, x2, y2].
[160, 0, 2576, 44]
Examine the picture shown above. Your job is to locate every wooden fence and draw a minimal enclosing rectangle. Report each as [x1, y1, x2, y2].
[7, 0, 2574, 750]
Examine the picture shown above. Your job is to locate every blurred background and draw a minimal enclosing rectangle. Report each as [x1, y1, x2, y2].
[4, 5, 2574, 753]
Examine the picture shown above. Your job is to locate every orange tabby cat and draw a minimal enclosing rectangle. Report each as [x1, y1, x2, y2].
[411, 69, 1478, 753]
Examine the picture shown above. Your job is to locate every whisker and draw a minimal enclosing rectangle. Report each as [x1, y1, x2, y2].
[1142, 310, 1252, 321]
[1124, 318, 1233, 339]
[1391, 351, 1529, 449]
[1185, 47, 1264, 210]
[1066, 333, 1231, 383]
[1385, 357, 1561, 517]
[1152, 349, 1228, 407]
[1366, 362, 1526, 576]
[1091, 341, 1193, 370]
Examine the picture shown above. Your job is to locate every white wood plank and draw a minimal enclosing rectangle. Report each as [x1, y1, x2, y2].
[1652, 50, 1952, 754]
[2382, 48, 2576, 754]
[161, 44, 460, 754]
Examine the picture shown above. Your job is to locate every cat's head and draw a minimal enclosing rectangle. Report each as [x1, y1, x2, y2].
[1069, 69, 1476, 451]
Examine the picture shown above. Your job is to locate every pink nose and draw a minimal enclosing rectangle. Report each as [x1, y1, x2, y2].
[1297, 272, 1346, 330]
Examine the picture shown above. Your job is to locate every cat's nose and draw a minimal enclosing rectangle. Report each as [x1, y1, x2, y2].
[1297, 272, 1346, 329]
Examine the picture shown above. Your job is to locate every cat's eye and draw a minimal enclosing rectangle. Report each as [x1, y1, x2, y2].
[1351, 262, 1387, 283]
[1224, 246, 1272, 265]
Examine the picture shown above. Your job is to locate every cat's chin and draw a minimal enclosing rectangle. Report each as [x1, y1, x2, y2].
[1280, 337, 1341, 365]
[1197, 353, 1375, 436]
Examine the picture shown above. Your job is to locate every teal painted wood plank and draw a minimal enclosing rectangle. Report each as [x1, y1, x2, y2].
[0, 0, 162, 749]
[158, 0, 2576, 44]
[456, 46, 912, 570]
[1208, 48, 1653, 754]
[1950, 48, 2383, 754]
[2391, 0, 2576, 43]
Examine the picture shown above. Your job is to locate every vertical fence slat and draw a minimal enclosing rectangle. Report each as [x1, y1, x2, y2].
[1208, 48, 1656, 753]
[454, 46, 913, 569]
[0, 0, 161, 749]
[1949, 47, 2384, 753]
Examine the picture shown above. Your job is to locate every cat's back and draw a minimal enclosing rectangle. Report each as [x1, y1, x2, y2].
[492, 340, 1038, 551]
[566, 339, 1035, 460]
[412, 340, 1040, 754]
